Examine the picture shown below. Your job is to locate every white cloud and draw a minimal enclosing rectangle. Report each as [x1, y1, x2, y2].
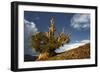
[71, 14, 90, 30]
[24, 19, 38, 35]
[80, 39, 90, 43]
[55, 39, 90, 53]
[24, 19, 38, 55]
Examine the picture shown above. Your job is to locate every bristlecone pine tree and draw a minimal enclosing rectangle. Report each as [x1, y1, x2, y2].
[31, 17, 70, 60]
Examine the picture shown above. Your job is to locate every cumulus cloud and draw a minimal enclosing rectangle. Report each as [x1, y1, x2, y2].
[24, 19, 38, 35]
[24, 19, 38, 56]
[55, 39, 90, 53]
[71, 14, 90, 30]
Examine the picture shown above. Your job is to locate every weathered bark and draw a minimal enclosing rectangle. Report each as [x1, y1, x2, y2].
[37, 52, 49, 61]
[36, 51, 56, 61]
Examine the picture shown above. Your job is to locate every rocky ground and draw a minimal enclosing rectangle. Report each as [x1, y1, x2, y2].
[25, 43, 90, 61]
[46, 43, 90, 60]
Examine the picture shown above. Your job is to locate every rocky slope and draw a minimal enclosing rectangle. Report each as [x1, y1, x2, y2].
[46, 43, 90, 60]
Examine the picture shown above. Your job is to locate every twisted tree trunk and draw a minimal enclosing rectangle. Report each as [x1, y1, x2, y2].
[37, 52, 49, 61]
[36, 50, 56, 61]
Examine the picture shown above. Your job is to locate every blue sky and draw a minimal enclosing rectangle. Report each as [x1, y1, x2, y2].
[24, 11, 90, 55]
